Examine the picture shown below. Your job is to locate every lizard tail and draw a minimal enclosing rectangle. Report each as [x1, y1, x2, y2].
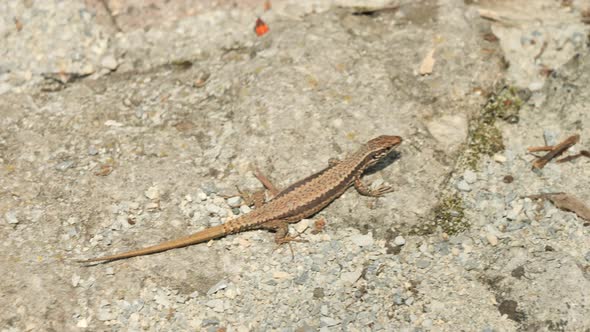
[77, 224, 226, 263]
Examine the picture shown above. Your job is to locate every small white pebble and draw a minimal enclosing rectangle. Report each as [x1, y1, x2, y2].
[493, 154, 507, 164]
[394, 236, 406, 246]
[144, 186, 160, 200]
[76, 318, 88, 328]
[456, 180, 471, 192]
[240, 205, 251, 214]
[101, 54, 118, 70]
[197, 192, 208, 201]
[463, 170, 477, 184]
[226, 196, 242, 207]
[4, 211, 19, 224]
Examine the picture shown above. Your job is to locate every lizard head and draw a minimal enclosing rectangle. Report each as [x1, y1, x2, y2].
[365, 135, 402, 165]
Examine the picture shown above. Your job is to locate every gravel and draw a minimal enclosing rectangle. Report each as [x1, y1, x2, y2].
[2, 1, 589, 331]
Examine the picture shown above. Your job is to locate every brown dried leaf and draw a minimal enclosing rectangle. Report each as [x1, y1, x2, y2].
[532, 193, 590, 221]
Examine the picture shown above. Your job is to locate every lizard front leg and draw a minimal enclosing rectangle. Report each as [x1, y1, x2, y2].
[236, 168, 281, 209]
[354, 175, 393, 197]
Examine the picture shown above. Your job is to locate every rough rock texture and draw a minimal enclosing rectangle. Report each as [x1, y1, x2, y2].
[1, 0, 589, 331]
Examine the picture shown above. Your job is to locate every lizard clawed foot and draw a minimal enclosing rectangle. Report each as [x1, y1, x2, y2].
[368, 185, 394, 197]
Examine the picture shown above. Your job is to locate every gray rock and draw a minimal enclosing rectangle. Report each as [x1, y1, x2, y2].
[394, 235, 406, 246]
[320, 317, 340, 327]
[55, 160, 75, 171]
[4, 211, 19, 224]
[464, 170, 477, 184]
[101, 54, 118, 70]
[204, 299, 224, 312]
[226, 196, 242, 207]
[543, 129, 559, 146]
[456, 180, 471, 192]
[207, 279, 229, 295]
[416, 259, 431, 269]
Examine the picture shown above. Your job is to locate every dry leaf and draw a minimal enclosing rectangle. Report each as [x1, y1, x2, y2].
[529, 193, 590, 221]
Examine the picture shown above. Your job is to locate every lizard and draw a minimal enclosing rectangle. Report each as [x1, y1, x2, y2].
[78, 135, 402, 263]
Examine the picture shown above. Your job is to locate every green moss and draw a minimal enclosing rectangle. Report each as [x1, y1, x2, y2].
[461, 87, 525, 170]
[410, 193, 467, 236]
[433, 193, 468, 235]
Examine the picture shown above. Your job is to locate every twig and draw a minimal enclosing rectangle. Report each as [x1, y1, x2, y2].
[532, 134, 579, 169]
[556, 150, 590, 163]
[527, 145, 554, 152]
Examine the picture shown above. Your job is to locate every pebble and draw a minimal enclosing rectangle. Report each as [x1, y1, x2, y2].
[456, 180, 471, 192]
[197, 192, 208, 201]
[320, 317, 340, 327]
[76, 318, 88, 328]
[154, 290, 170, 306]
[528, 81, 544, 91]
[350, 233, 374, 247]
[144, 186, 160, 200]
[416, 259, 431, 269]
[226, 196, 242, 207]
[394, 235, 406, 246]
[493, 153, 507, 164]
[104, 120, 123, 127]
[55, 160, 75, 171]
[224, 284, 238, 299]
[506, 201, 523, 220]
[4, 210, 19, 224]
[341, 269, 362, 284]
[87, 146, 99, 155]
[294, 271, 309, 285]
[464, 170, 477, 184]
[101, 54, 118, 70]
[207, 279, 229, 295]
[97, 307, 115, 321]
[205, 203, 222, 215]
[543, 130, 558, 146]
[486, 234, 499, 246]
[205, 299, 224, 312]
[240, 205, 252, 214]
[585, 251, 590, 263]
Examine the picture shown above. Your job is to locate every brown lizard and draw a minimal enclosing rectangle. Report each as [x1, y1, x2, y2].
[78, 135, 402, 263]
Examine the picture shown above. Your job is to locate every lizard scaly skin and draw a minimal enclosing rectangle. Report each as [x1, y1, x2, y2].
[78, 135, 402, 263]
